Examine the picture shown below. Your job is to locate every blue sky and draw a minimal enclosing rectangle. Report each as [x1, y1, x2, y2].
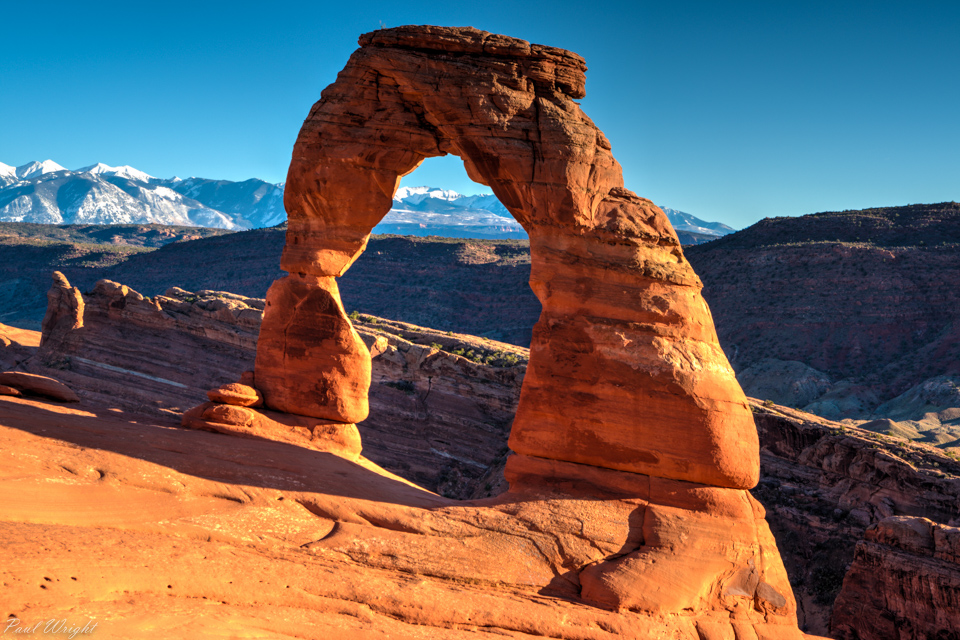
[1, 0, 957, 228]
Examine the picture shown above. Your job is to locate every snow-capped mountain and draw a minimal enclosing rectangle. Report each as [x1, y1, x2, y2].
[392, 186, 511, 218]
[379, 186, 523, 238]
[167, 177, 286, 229]
[0, 160, 736, 239]
[15, 160, 67, 180]
[0, 162, 17, 187]
[0, 161, 289, 230]
[393, 186, 464, 203]
[0, 161, 241, 229]
[661, 207, 735, 237]
[78, 162, 156, 183]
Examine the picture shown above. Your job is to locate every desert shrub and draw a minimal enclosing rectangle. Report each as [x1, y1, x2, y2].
[811, 564, 846, 605]
[382, 380, 416, 395]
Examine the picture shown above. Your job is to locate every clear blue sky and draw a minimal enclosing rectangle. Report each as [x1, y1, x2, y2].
[1, 0, 957, 228]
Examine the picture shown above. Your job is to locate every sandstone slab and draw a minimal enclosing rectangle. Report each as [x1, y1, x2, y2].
[0, 371, 79, 403]
[182, 401, 362, 461]
[207, 382, 262, 407]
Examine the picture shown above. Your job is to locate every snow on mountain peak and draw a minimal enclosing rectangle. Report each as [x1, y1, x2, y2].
[15, 160, 67, 180]
[394, 186, 471, 202]
[78, 162, 156, 182]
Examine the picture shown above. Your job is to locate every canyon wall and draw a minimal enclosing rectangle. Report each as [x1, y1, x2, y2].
[831, 517, 960, 639]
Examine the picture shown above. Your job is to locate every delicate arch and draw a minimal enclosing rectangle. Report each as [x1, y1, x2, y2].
[254, 25, 759, 490]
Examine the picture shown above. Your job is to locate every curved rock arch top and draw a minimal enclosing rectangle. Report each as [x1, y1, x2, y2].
[255, 25, 759, 490]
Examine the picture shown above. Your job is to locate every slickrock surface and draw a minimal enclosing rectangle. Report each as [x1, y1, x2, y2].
[234, 24, 802, 637]
[1, 394, 826, 639]
[830, 517, 960, 639]
[18, 271, 960, 635]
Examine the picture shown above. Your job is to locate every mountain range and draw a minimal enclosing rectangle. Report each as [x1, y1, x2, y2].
[0, 160, 735, 240]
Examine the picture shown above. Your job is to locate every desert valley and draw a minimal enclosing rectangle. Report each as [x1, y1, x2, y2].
[2, 23, 959, 640]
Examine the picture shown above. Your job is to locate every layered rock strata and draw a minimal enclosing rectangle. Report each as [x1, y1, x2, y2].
[750, 401, 960, 634]
[29, 273, 262, 414]
[22, 273, 960, 636]
[243, 25, 802, 636]
[830, 517, 960, 639]
[27, 277, 525, 498]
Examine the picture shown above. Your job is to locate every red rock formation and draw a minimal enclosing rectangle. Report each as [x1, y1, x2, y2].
[0, 371, 79, 403]
[245, 25, 799, 637]
[182, 401, 362, 460]
[40, 271, 83, 347]
[207, 382, 262, 407]
[273, 24, 757, 489]
[751, 400, 960, 634]
[831, 516, 960, 639]
[20, 272, 958, 636]
[1, 395, 831, 639]
[25, 275, 522, 497]
[255, 275, 370, 423]
[29, 277, 262, 413]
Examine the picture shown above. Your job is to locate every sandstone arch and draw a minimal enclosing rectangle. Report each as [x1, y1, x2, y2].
[256, 25, 759, 490]
[213, 25, 814, 637]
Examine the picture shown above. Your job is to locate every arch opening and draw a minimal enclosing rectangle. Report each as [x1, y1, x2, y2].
[332, 155, 541, 498]
[370, 155, 526, 240]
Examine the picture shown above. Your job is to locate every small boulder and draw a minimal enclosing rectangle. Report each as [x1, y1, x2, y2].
[0, 371, 79, 403]
[0, 384, 22, 397]
[207, 382, 263, 407]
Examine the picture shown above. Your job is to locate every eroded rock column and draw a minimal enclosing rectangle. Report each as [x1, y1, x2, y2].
[255, 275, 370, 423]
